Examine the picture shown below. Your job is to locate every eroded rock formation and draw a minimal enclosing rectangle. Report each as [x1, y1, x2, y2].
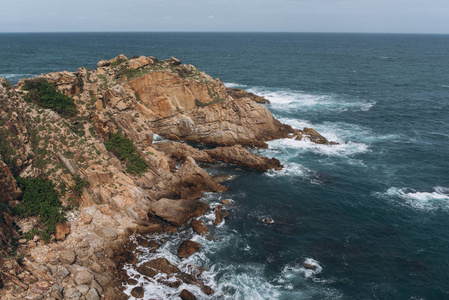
[0, 54, 336, 299]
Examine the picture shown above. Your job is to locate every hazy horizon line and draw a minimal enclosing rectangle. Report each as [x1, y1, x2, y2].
[1, 31, 448, 35]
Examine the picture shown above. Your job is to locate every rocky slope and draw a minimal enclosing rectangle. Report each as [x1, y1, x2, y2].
[0, 55, 336, 299]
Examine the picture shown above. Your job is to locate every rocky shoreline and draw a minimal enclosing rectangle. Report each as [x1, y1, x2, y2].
[0, 55, 336, 299]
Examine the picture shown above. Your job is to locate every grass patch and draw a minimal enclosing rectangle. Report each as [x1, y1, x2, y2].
[105, 132, 149, 175]
[14, 177, 66, 241]
[110, 58, 127, 68]
[23, 78, 76, 116]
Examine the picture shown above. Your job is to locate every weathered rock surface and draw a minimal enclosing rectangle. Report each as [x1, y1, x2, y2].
[206, 145, 283, 171]
[190, 219, 209, 235]
[148, 198, 210, 227]
[213, 208, 229, 225]
[153, 142, 213, 163]
[136, 258, 180, 277]
[295, 128, 339, 145]
[177, 240, 200, 258]
[226, 87, 270, 104]
[180, 289, 197, 300]
[0, 54, 337, 300]
[131, 286, 145, 298]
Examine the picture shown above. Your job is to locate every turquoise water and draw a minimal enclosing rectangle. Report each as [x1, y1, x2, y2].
[1, 33, 449, 299]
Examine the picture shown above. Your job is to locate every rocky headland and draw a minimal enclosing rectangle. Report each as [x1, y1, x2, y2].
[0, 55, 336, 299]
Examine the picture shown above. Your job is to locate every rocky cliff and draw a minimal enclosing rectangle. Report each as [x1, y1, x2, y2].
[0, 55, 335, 299]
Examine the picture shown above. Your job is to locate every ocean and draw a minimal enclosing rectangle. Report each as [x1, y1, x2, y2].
[1, 32, 449, 299]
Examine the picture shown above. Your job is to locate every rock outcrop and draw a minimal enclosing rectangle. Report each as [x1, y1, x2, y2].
[153, 141, 213, 163]
[206, 145, 283, 171]
[226, 88, 270, 104]
[0, 54, 337, 299]
[148, 198, 210, 227]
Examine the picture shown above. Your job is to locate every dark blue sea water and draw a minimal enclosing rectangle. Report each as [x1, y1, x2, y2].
[1, 33, 449, 299]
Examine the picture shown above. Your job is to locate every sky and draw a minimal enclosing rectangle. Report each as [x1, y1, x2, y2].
[0, 0, 448, 34]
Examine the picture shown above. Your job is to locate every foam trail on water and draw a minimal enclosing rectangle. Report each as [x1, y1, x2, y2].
[224, 82, 249, 89]
[376, 186, 449, 211]
[246, 87, 375, 113]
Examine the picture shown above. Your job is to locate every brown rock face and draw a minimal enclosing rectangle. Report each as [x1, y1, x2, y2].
[206, 145, 282, 171]
[173, 157, 227, 200]
[131, 286, 145, 298]
[153, 142, 213, 163]
[152, 97, 293, 147]
[149, 198, 210, 227]
[177, 240, 200, 258]
[190, 220, 209, 235]
[55, 222, 70, 241]
[296, 128, 339, 145]
[136, 258, 180, 277]
[213, 209, 229, 225]
[180, 289, 197, 300]
[226, 88, 270, 104]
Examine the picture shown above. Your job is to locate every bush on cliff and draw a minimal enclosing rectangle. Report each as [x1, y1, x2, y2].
[23, 78, 77, 116]
[14, 177, 66, 241]
[105, 132, 149, 175]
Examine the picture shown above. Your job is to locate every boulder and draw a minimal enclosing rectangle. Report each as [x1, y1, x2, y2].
[177, 240, 200, 258]
[190, 220, 209, 235]
[296, 128, 338, 145]
[221, 199, 232, 206]
[302, 262, 317, 270]
[148, 198, 210, 227]
[206, 145, 282, 171]
[175, 157, 227, 199]
[74, 270, 94, 285]
[55, 222, 70, 241]
[59, 250, 76, 265]
[213, 209, 229, 225]
[136, 258, 180, 277]
[99, 227, 118, 241]
[30, 281, 51, 294]
[131, 286, 145, 298]
[86, 288, 100, 300]
[180, 289, 197, 300]
[97, 60, 110, 67]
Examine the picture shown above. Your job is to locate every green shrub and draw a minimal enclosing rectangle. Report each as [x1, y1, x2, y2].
[23, 78, 77, 116]
[105, 132, 149, 175]
[14, 177, 66, 241]
[72, 175, 89, 199]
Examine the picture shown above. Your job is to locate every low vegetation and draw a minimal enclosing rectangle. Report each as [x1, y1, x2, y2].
[14, 177, 66, 241]
[105, 132, 149, 175]
[23, 78, 77, 116]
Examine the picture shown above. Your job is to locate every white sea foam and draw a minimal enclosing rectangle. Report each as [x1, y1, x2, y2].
[264, 162, 311, 178]
[224, 82, 249, 89]
[245, 87, 375, 113]
[376, 186, 449, 211]
[266, 137, 369, 158]
[0, 73, 35, 80]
